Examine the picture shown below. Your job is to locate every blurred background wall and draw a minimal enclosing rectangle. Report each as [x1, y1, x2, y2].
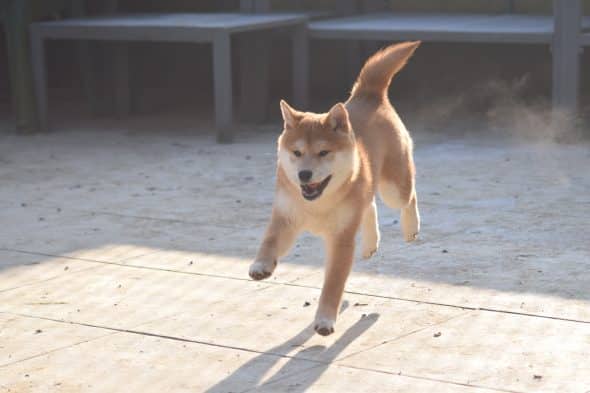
[0, 0, 588, 125]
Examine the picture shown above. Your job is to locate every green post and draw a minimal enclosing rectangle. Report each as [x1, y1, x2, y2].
[3, 0, 38, 132]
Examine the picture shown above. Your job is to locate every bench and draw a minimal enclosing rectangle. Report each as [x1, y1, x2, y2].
[307, 0, 587, 116]
[29, 9, 309, 142]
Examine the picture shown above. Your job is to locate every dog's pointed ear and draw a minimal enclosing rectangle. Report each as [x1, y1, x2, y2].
[327, 103, 351, 133]
[280, 99, 301, 129]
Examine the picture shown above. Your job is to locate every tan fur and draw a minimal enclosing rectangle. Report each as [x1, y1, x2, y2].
[249, 41, 421, 336]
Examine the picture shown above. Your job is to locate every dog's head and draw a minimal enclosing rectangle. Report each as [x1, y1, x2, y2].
[277, 100, 359, 201]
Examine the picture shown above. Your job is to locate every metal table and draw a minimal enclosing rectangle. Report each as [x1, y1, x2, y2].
[30, 12, 309, 142]
[308, 6, 589, 116]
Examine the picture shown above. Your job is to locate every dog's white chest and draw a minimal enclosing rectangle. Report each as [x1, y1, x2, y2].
[303, 201, 357, 236]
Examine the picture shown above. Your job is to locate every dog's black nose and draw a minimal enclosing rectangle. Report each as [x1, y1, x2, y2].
[298, 170, 313, 183]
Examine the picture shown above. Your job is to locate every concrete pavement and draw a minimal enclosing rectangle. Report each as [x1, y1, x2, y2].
[1, 123, 589, 392]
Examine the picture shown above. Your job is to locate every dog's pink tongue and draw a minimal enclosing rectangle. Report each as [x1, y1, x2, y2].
[302, 184, 316, 194]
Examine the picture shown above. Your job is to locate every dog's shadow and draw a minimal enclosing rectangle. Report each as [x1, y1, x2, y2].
[205, 302, 379, 393]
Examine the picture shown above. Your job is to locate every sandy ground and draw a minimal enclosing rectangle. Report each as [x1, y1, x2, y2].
[0, 116, 589, 393]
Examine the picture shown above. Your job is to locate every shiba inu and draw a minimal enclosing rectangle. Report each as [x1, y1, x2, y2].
[249, 42, 421, 336]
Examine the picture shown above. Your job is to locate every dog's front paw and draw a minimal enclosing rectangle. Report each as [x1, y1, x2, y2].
[361, 226, 380, 260]
[314, 316, 335, 336]
[404, 231, 418, 243]
[361, 244, 378, 260]
[401, 203, 420, 243]
[248, 260, 276, 281]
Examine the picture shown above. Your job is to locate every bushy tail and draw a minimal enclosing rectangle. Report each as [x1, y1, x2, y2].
[350, 41, 420, 100]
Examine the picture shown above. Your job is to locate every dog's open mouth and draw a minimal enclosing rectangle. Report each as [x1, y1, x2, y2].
[300, 175, 332, 201]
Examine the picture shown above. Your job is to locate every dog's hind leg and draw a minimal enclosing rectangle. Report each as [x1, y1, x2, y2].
[314, 229, 357, 336]
[361, 198, 380, 259]
[379, 178, 420, 242]
[401, 193, 420, 242]
[249, 211, 299, 281]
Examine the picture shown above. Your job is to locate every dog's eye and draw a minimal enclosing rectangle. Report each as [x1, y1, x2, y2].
[293, 150, 302, 157]
[318, 150, 330, 157]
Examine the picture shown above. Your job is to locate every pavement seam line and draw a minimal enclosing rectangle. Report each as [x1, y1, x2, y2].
[249, 344, 524, 393]
[0, 247, 477, 312]
[0, 247, 139, 265]
[2, 247, 590, 325]
[0, 309, 197, 369]
[1, 311, 320, 361]
[3, 201, 245, 230]
[0, 329, 120, 368]
[81, 209, 243, 229]
[0, 264, 103, 294]
[240, 364, 322, 393]
[334, 309, 475, 363]
[331, 363, 526, 393]
[0, 311, 524, 393]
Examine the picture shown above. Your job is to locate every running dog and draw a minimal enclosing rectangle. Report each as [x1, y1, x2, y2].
[249, 41, 421, 336]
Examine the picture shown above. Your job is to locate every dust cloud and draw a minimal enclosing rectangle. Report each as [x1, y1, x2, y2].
[407, 74, 588, 144]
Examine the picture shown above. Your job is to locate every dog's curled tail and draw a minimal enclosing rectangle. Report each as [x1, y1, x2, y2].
[350, 41, 420, 100]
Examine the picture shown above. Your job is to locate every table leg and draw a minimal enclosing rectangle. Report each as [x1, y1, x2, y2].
[5, 0, 38, 132]
[238, 32, 269, 123]
[30, 28, 48, 131]
[113, 43, 131, 117]
[552, 0, 581, 116]
[213, 32, 233, 143]
[292, 24, 309, 110]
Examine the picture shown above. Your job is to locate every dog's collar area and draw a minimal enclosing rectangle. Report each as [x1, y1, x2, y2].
[300, 175, 332, 200]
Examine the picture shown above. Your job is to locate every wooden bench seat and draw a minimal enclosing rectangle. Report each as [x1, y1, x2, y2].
[309, 12, 590, 44]
[30, 12, 309, 142]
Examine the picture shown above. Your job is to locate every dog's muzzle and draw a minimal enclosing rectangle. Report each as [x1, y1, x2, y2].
[300, 175, 332, 201]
